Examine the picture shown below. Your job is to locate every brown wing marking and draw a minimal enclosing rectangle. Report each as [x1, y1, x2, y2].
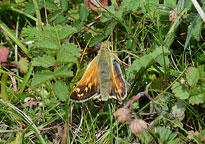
[110, 60, 127, 101]
[70, 57, 100, 102]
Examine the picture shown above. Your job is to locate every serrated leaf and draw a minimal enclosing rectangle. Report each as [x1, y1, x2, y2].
[60, 0, 68, 11]
[62, 43, 80, 57]
[164, 0, 176, 9]
[24, 0, 36, 15]
[79, 3, 88, 21]
[57, 43, 80, 64]
[32, 55, 56, 68]
[57, 50, 77, 63]
[171, 82, 189, 99]
[54, 65, 73, 77]
[189, 94, 205, 105]
[22, 27, 40, 42]
[45, 0, 58, 9]
[186, 67, 199, 87]
[120, 0, 141, 12]
[31, 70, 54, 86]
[89, 34, 104, 47]
[54, 80, 68, 101]
[34, 38, 60, 50]
[18, 57, 29, 73]
[57, 25, 77, 40]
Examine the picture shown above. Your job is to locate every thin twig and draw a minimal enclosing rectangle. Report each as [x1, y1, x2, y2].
[123, 82, 152, 109]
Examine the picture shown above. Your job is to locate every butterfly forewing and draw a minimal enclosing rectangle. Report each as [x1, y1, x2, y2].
[70, 57, 100, 102]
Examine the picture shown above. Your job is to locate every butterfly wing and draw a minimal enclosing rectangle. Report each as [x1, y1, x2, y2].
[70, 57, 100, 102]
[109, 60, 127, 101]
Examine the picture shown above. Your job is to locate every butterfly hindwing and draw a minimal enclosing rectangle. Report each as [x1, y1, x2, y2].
[110, 60, 127, 101]
[70, 57, 100, 102]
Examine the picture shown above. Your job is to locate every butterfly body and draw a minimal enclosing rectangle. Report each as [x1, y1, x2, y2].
[98, 47, 113, 101]
[70, 41, 127, 102]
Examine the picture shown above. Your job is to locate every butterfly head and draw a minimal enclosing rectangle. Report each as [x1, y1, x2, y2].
[100, 41, 112, 51]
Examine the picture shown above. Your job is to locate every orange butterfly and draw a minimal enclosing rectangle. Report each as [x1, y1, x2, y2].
[70, 41, 127, 102]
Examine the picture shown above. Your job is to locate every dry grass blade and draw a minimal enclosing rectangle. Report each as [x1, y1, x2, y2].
[191, 0, 205, 22]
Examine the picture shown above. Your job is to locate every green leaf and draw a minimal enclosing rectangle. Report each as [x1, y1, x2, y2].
[189, 94, 205, 105]
[89, 34, 104, 47]
[22, 27, 40, 42]
[32, 55, 56, 68]
[156, 55, 170, 67]
[171, 82, 189, 100]
[56, 25, 77, 40]
[186, 67, 199, 87]
[79, 3, 88, 21]
[48, 9, 62, 22]
[45, 0, 58, 9]
[54, 15, 68, 25]
[68, 9, 79, 20]
[54, 80, 68, 101]
[192, 19, 203, 41]
[60, 0, 68, 11]
[57, 43, 80, 64]
[54, 65, 73, 77]
[171, 100, 185, 121]
[71, 20, 85, 30]
[57, 50, 77, 63]
[33, 37, 60, 50]
[104, 21, 117, 36]
[62, 43, 80, 57]
[24, 0, 36, 15]
[18, 57, 29, 73]
[127, 46, 170, 79]
[120, 0, 141, 12]
[31, 70, 54, 86]
[101, 6, 116, 22]
[126, 39, 136, 50]
[164, 0, 176, 9]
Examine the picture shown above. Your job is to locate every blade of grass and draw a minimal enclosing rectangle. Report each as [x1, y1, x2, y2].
[32, 0, 43, 30]
[0, 21, 31, 58]
[1, 73, 8, 101]
[18, 63, 33, 94]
